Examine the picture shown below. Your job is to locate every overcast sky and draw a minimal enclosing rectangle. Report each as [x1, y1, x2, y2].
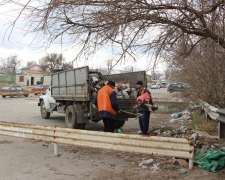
[0, 4, 166, 74]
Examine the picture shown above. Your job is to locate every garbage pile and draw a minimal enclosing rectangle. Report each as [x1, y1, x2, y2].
[150, 125, 193, 138]
[113, 83, 137, 99]
[169, 110, 192, 123]
[90, 75, 138, 99]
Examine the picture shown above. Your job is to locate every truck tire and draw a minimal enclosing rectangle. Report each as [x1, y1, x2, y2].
[169, 89, 174, 93]
[2, 95, 6, 98]
[40, 100, 50, 119]
[65, 105, 79, 129]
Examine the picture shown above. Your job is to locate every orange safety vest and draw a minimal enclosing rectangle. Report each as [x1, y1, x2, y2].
[141, 87, 146, 95]
[97, 85, 116, 115]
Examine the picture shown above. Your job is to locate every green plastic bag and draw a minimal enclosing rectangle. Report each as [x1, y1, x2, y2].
[194, 149, 225, 172]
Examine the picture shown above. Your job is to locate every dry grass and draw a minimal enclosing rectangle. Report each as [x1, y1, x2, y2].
[189, 109, 218, 136]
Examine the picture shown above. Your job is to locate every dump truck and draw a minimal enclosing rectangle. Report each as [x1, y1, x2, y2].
[38, 66, 147, 129]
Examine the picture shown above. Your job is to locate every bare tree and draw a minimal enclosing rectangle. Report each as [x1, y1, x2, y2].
[167, 38, 225, 108]
[26, 61, 37, 67]
[123, 65, 141, 72]
[39, 53, 64, 72]
[105, 59, 113, 75]
[3, 55, 21, 75]
[1, 0, 225, 67]
[152, 72, 164, 80]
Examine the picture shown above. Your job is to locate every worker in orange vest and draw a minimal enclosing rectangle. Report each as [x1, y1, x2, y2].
[136, 81, 152, 135]
[93, 80, 120, 132]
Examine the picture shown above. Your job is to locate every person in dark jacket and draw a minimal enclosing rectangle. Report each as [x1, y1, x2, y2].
[93, 80, 120, 132]
[136, 80, 152, 135]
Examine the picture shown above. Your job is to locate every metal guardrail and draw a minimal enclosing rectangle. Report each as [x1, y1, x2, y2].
[0, 121, 194, 169]
[200, 101, 225, 138]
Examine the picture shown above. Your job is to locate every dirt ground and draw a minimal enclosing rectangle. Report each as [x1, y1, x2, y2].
[0, 88, 225, 180]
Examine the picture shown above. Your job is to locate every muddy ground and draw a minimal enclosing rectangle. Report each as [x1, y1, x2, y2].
[0, 88, 225, 180]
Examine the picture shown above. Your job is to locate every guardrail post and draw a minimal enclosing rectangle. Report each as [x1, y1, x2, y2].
[205, 112, 209, 122]
[189, 159, 194, 169]
[216, 109, 225, 139]
[219, 122, 225, 138]
[53, 143, 58, 156]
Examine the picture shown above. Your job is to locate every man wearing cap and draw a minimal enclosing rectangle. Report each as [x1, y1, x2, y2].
[136, 81, 153, 135]
[93, 80, 120, 132]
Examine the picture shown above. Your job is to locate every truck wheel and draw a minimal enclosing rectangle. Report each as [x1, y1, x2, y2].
[65, 105, 79, 129]
[40, 100, 50, 119]
[169, 89, 174, 93]
[24, 94, 29, 97]
[2, 95, 6, 98]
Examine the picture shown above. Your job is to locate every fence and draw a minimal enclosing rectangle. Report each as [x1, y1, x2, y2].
[0, 75, 16, 84]
[200, 101, 225, 138]
[0, 121, 194, 169]
[0, 90, 47, 97]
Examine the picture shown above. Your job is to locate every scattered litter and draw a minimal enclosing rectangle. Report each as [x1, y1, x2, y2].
[171, 159, 188, 167]
[180, 168, 188, 174]
[139, 159, 154, 166]
[190, 104, 200, 110]
[154, 129, 161, 135]
[171, 112, 182, 118]
[189, 132, 198, 140]
[150, 163, 161, 171]
[142, 165, 148, 169]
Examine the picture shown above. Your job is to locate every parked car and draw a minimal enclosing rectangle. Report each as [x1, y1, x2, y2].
[167, 83, 186, 93]
[150, 83, 161, 89]
[32, 85, 49, 95]
[0, 85, 28, 98]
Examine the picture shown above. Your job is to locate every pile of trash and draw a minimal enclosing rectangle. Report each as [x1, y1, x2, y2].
[150, 125, 194, 138]
[90, 74, 138, 99]
[113, 83, 137, 99]
[169, 110, 192, 123]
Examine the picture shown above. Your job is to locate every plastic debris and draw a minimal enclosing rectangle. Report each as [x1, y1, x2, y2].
[194, 149, 225, 172]
[190, 104, 200, 110]
[189, 132, 198, 140]
[139, 159, 154, 166]
[180, 168, 188, 174]
[171, 159, 188, 167]
[171, 112, 182, 118]
[142, 165, 148, 169]
[150, 163, 161, 171]
[154, 129, 161, 135]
